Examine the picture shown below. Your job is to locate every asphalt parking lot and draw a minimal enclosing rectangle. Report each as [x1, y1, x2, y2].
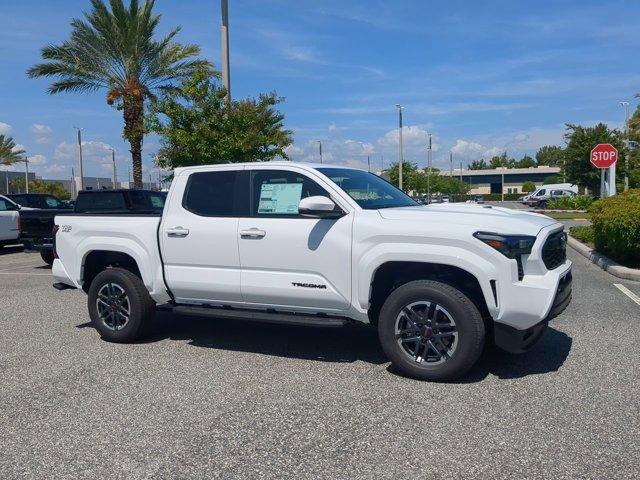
[1, 244, 639, 479]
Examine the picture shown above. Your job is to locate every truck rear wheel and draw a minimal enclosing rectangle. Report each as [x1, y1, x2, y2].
[40, 249, 54, 266]
[87, 267, 155, 343]
[378, 280, 485, 381]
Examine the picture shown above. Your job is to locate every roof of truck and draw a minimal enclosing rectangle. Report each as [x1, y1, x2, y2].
[173, 161, 361, 176]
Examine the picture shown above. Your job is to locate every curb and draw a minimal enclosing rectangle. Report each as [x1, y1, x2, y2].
[567, 236, 640, 281]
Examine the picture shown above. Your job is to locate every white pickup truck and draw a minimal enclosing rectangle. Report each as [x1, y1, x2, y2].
[0, 195, 20, 248]
[52, 162, 572, 380]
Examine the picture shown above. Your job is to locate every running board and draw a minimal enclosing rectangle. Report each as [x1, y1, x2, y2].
[172, 305, 351, 327]
[53, 282, 76, 291]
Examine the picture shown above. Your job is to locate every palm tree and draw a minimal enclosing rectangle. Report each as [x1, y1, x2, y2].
[0, 134, 25, 166]
[28, 0, 204, 187]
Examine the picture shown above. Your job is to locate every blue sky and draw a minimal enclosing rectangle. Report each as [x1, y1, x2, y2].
[1, 0, 639, 180]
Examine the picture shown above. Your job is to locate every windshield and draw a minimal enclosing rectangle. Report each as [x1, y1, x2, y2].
[16, 195, 64, 209]
[318, 168, 418, 210]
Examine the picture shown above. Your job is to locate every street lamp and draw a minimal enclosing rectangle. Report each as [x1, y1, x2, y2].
[110, 148, 117, 189]
[395, 104, 404, 190]
[620, 101, 630, 192]
[220, 0, 231, 104]
[22, 154, 30, 193]
[316, 140, 323, 164]
[73, 126, 84, 191]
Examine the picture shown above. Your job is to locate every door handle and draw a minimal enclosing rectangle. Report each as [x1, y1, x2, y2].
[240, 228, 266, 239]
[166, 226, 190, 237]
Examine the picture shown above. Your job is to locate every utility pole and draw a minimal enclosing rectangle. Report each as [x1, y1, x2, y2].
[449, 151, 453, 178]
[71, 167, 76, 199]
[220, 0, 231, 104]
[316, 141, 323, 164]
[111, 149, 117, 189]
[73, 127, 84, 191]
[427, 133, 432, 202]
[501, 150, 506, 202]
[621, 101, 630, 192]
[23, 155, 29, 193]
[367, 155, 370, 172]
[381, 155, 384, 173]
[459, 161, 463, 182]
[395, 104, 404, 190]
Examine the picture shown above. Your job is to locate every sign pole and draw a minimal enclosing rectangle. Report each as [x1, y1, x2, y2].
[609, 162, 616, 196]
[600, 169, 606, 198]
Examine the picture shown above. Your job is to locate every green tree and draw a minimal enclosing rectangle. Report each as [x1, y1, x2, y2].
[9, 178, 71, 199]
[522, 181, 537, 193]
[147, 66, 292, 168]
[536, 145, 564, 166]
[515, 155, 536, 168]
[0, 135, 25, 166]
[563, 123, 626, 194]
[627, 104, 640, 188]
[28, 0, 204, 188]
[468, 159, 488, 170]
[489, 153, 513, 169]
[386, 162, 418, 190]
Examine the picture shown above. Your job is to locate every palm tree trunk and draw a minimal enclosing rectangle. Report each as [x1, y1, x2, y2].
[123, 97, 144, 189]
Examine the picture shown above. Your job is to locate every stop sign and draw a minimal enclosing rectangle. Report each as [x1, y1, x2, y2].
[590, 144, 618, 169]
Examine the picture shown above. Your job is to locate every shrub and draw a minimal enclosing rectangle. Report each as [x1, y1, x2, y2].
[588, 189, 640, 267]
[569, 225, 594, 246]
[547, 195, 595, 210]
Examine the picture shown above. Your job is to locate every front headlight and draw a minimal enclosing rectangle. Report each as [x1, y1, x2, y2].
[473, 232, 536, 259]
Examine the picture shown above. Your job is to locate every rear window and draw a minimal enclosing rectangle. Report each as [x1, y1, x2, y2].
[75, 192, 126, 212]
[183, 171, 242, 216]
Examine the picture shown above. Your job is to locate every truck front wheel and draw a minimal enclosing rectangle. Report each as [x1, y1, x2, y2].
[87, 267, 155, 343]
[40, 249, 54, 266]
[378, 280, 485, 381]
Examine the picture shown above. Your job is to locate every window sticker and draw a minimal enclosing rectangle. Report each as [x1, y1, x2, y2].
[258, 183, 303, 214]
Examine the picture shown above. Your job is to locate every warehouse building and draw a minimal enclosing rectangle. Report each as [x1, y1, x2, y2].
[442, 166, 562, 194]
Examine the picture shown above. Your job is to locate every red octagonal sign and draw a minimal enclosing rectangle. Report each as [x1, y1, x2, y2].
[590, 143, 618, 169]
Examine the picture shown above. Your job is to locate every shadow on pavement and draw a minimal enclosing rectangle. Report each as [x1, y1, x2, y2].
[79, 312, 573, 382]
[0, 245, 24, 256]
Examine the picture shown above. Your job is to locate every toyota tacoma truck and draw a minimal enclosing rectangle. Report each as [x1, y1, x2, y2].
[51, 163, 572, 381]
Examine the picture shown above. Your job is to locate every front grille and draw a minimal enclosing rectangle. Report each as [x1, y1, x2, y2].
[542, 231, 567, 270]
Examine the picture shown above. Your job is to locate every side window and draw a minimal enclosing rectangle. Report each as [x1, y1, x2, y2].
[250, 170, 329, 217]
[0, 199, 10, 211]
[537, 189, 546, 196]
[183, 170, 244, 217]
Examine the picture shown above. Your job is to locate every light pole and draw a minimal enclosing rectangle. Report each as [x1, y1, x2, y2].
[220, 0, 231, 104]
[316, 140, 323, 164]
[23, 155, 29, 193]
[620, 101, 630, 192]
[73, 126, 84, 191]
[449, 151, 453, 178]
[367, 155, 371, 172]
[427, 133, 432, 202]
[395, 104, 404, 190]
[110, 148, 117, 189]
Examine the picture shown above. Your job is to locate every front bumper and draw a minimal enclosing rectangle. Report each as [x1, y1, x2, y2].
[495, 269, 572, 353]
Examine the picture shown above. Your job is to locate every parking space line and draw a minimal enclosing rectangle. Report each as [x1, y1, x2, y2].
[614, 284, 640, 307]
[0, 272, 51, 276]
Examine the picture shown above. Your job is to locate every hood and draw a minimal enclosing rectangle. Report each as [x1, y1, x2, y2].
[378, 204, 559, 236]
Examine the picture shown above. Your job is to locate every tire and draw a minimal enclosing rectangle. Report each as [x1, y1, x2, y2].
[87, 267, 155, 343]
[378, 280, 485, 381]
[40, 249, 55, 266]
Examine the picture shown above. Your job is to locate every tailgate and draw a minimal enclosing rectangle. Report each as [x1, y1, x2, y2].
[19, 211, 59, 240]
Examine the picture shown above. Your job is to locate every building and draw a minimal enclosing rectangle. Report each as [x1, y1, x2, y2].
[442, 166, 563, 194]
[0, 170, 37, 195]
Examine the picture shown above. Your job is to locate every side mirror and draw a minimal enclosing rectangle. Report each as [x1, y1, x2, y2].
[298, 196, 343, 219]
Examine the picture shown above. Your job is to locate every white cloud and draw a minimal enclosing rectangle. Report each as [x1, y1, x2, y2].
[31, 124, 53, 144]
[284, 144, 304, 157]
[378, 125, 439, 151]
[450, 139, 502, 162]
[12, 143, 26, 154]
[54, 140, 114, 163]
[28, 154, 47, 166]
[0, 122, 11, 136]
[44, 164, 67, 175]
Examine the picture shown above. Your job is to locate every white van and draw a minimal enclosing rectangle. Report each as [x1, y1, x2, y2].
[523, 183, 578, 205]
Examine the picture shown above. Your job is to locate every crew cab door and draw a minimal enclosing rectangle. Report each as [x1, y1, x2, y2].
[237, 167, 352, 312]
[160, 168, 247, 304]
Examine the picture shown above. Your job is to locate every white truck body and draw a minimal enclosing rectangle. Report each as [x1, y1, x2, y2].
[0, 195, 20, 244]
[52, 162, 572, 374]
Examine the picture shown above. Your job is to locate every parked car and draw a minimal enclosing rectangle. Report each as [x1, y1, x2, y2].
[51, 162, 572, 381]
[0, 195, 20, 249]
[9, 194, 72, 264]
[523, 183, 578, 206]
[531, 189, 576, 209]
